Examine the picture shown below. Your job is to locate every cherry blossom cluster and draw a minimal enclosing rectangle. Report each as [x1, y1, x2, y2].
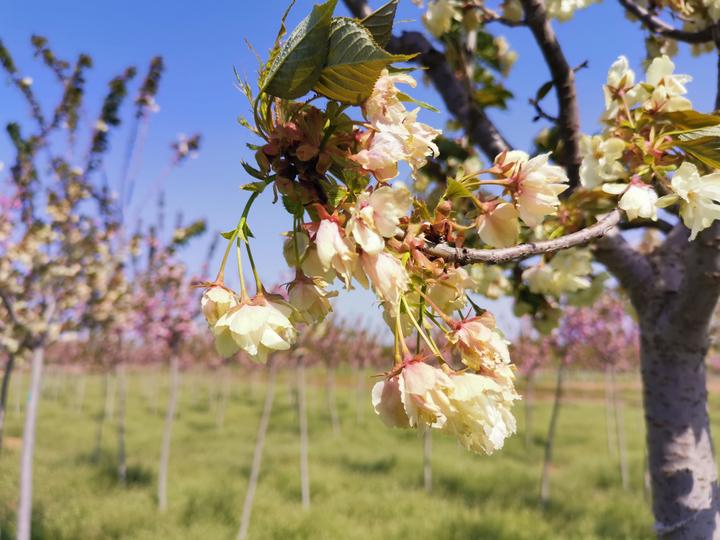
[579, 54, 720, 240]
[196, 24, 605, 452]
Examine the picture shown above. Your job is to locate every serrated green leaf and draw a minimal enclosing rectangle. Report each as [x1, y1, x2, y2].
[678, 125, 720, 141]
[677, 136, 720, 170]
[262, 0, 338, 100]
[662, 110, 720, 133]
[397, 91, 439, 113]
[313, 17, 414, 104]
[360, 0, 398, 48]
[258, 1, 295, 89]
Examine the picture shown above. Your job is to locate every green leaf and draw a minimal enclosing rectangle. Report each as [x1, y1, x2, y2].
[678, 125, 720, 141]
[241, 161, 266, 180]
[240, 181, 267, 193]
[313, 17, 414, 104]
[220, 229, 236, 240]
[397, 91, 439, 113]
[536, 80, 553, 102]
[443, 177, 474, 200]
[360, 0, 398, 48]
[262, 0, 338, 100]
[282, 195, 305, 217]
[677, 136, 720, 170]
[662, 110, 720, 133]
[324, 183, 348, 208]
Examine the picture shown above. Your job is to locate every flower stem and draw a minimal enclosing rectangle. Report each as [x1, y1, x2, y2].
[236, 240, 249, 301]
[245, 241, 264, 296]
[402, 296, 444, 362]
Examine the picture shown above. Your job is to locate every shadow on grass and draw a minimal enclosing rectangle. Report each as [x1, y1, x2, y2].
[338, 454, 397, 475]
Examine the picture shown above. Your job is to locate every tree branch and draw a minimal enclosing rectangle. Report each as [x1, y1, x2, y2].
[617, 0, 715, 43]
[423, 209, 621, 265]
[519, 0, 582, 187]
[593, 231, 655, 309]
[343, 0, 511, 160]
[618, 218, 673, 234]
[668, 222, 720, 339]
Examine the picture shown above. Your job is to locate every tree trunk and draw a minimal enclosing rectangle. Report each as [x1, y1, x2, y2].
[74, 372, 86, 413]
[423, 429, 432, 493]
[157, 354, 180, 512]
[297, 355, 310, 510]
[237, 359, 277, 540]
[216, 367, 230, 432]
[640, 325, 720, 539]
[92, 370, 111, 463]
[524, 372, 534, 450]
[610, 366, 629, 490]
[326, 366, 341, 436]
[604, 366, 616, 458]
[0, 353, 16, 454]
[116, 363, 127, 486]
[14, 368, 23, 416]
[540, 362, 565, 509]
[16, 347, 44, 540]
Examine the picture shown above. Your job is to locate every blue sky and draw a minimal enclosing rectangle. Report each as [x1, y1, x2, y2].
[1, 0, 717, 332]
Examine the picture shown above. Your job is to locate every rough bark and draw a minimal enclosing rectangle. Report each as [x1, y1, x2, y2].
[600, 224, 720, 538]
[16, 347, 44, 540]
[0, 353, 16, 454]
[237, 359, 277, 540]
[640, 322, 720, 539]
[157, 354, 180, 512]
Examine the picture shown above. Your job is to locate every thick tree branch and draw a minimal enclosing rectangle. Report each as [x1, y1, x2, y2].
[519, 0, 581, 187]
[424, 209, 621, 265]
[343, 0, 511, 160]
[668, 222, 720, 339]
[593, 231, 655, 309]
[618, 0, 715, 43]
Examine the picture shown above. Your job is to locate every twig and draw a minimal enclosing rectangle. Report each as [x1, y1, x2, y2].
[617, 0, 714, 43]
[423, 209, 622, 265]
[520, 0, 581, 186]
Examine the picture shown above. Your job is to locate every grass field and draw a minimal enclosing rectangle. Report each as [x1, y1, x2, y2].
[0, 367, 685, 539]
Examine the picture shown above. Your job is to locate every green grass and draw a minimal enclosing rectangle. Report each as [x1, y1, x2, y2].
[0, 368, 680, 539]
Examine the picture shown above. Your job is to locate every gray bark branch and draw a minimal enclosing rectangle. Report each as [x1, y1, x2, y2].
[618, 0, 715, 43]
[424, 209, 621, 265]
[520, 0, 582, 186]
